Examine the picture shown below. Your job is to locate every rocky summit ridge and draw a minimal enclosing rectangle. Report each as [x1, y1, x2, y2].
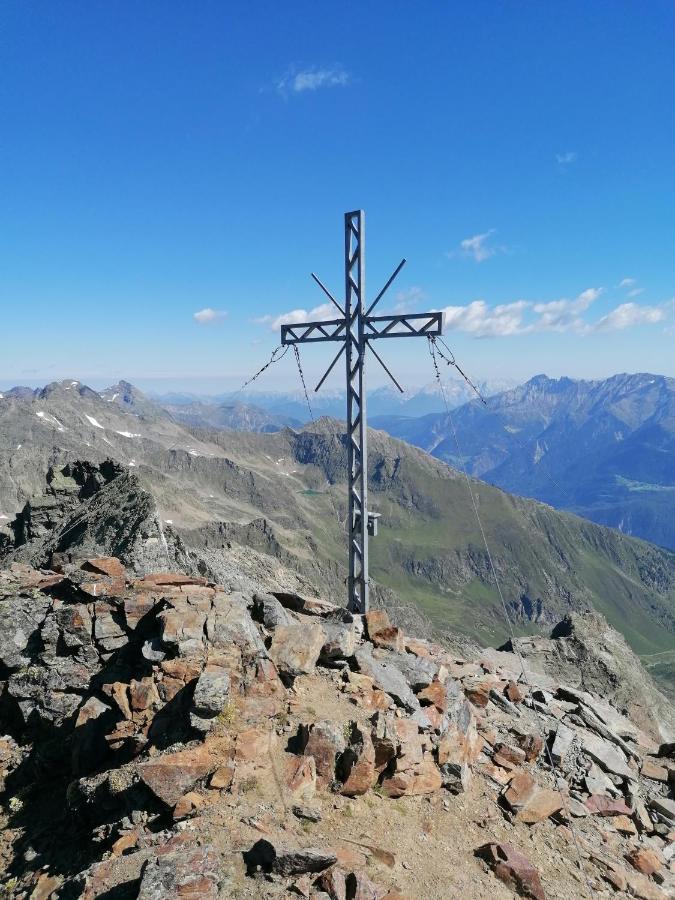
[1, 547, 674, 899]
[2, 380, 675, 701]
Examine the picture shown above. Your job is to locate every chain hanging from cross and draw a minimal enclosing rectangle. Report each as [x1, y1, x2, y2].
[281, 210, 443, 614]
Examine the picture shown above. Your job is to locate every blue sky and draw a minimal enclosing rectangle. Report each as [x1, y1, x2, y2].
[1, 1, 674, 393]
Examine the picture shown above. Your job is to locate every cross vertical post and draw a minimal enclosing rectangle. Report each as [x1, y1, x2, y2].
[280, 209, 443, 614]
[344, 210, 368, 614]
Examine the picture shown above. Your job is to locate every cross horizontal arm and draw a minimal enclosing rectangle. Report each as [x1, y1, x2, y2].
[281, 318, 347, 344]
[364, 311, 443, 340]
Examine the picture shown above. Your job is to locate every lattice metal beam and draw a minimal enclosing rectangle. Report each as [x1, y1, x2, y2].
[280, 210, 443, 614]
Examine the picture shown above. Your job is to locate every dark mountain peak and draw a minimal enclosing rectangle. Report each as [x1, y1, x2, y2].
[100, 380, 168, 421]
[37, 380, 100, 401]
[0, 386, 35, 400]
[523, 374, 579, 392]
[100, 380, 144, 402]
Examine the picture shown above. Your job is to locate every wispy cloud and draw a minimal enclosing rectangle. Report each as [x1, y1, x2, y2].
[275, 66, 350, 97]
[438, 289, 671, 338]
[556, 151, 578, 165]
[392, 286, 425, 314]
[618, 277, 644, 298]
[256, 302, 336, 332]
[193, 308, 227, 325]
[455, 229, 503, 263]
[593, 302, 666, 332]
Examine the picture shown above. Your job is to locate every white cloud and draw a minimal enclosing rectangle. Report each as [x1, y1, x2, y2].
[457, 230, 499, 262]
[440, 300, 530, 337]
[261, 288, 673, 342]
[556, 151, 578, 165]
[619, 277, 637, 288]
[393, 286, 425, 313]
[439, 288, 671, 338]
[276, 66, 350, 96]
[592, 302, 666, 332]
[532, 287, 602, 332]
[256, 302, 336, 332]
[193, 308, 227, 325]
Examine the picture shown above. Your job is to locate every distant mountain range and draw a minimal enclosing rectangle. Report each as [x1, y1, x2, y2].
[151, 376, 518, 423]
[162, 399, 301, 433]
[1, 376, 674, 698]
[372, 372, 675, 550]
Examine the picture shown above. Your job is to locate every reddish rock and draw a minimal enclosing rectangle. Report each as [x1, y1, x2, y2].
[36, 573, 66, 590]
[79, 576, 126, 598]
[463, 678, 491, 708]
[342, 672, 391, 712]
[345, 871, 385, 900]
[139, 745, 217, 807]
[371, 711, 399, 774]
[339, 725, 378, 796]
[129, 676, 160, 713]
[122, 591, 161, 629]
[641, 759, 669, 782]
[235, 727, 277, 764]
[493, 742, 527, 770]
[209, 763, 234, 790]
[140, 573, 209, 587]
[423, 705, 445, 731]
[625, 848, 662, 876]
[505, 680, 523, 703]
[340, 732, 377, 797]
[417, 679, 447, 712]
[612, 814, 637, 834]
[173, 790, 204, 820]
[381, 753, 442, 798]
[245, 657, 285, 700]
[81, 856, 146, 900]
[105, 719, 143, 754]
[104, 682, 132, 720]
[285, 754, 317, 801]
[158, 658, 202, 702]
[364, 609, 405, 652]
[83, 557, 126, 579]
[437, 700, 481, 792]
[476, 842, 545, 900]
[584, 794, 632, 817]
[405, 637, 433, 658]
[111, 830, 139, 857]
[75, 696, 110, 728]
[316, 866, 348, 900]
[138, 847, 220, 898]
[625, 872, 668, 900]
[371, 625, 405, 652]
[515, 732, 544, 762]
[503, 772, 563, 824]
[31, 872, 63, 899]
[269, 623, 326, 678]
[304, 721, 347, 787]
[364, 609, 391, 638]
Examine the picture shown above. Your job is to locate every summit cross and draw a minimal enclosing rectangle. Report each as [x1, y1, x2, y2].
[281, 209, 443, 614]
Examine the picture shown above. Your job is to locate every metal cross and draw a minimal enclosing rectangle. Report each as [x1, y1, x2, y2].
[281, 210, 443, 613]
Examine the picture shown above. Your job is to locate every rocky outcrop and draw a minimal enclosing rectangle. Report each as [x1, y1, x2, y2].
[0, 461, 193, 576]
[0, 556, 674, 898]
[498, 611, 675, 743]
